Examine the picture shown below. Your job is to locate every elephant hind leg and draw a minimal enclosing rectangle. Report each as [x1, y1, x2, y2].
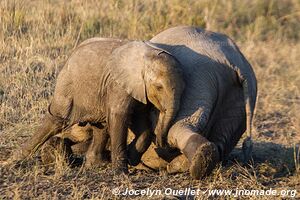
[127, 129, 153, 166]
[127, 110, 153, 166]
[189, 141, 219, 179]
[84, 126, 109, 168]
[168, 125, 220, 179]
[208, 85, 246, 162]
[9, 113, 65, 164]
[208, 110, 246, 162]
[41, 123, 110, 168]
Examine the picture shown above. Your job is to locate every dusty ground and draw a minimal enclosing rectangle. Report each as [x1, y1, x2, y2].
[0, 0, 299, 199]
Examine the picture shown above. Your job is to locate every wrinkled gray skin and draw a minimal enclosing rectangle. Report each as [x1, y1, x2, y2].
[8, 38, 184, 172]
[147, 26, 258, 179]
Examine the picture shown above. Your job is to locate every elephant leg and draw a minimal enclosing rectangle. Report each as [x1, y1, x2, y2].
[167, 124, 220, 179]
[108, 112, 128, 173]
[71, 141, 91, 155]
[166, 154, 189, 174]
[84, 126, 109, 168]
[8, 113, 64, 164]
[207, 88, 246, 162]
[109, 123, 127, 173]
[127, 110, 153, 166]
[208, 110, 246, 163]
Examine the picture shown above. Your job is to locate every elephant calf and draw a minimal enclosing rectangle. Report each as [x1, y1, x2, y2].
[149, 26, 258, 179]
[7, 38, 185, 173]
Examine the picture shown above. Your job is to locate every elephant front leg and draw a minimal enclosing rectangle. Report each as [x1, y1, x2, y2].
[108, 110, 130, 174]
[168, 124, 220, 179]
[127, 110, 153, 166]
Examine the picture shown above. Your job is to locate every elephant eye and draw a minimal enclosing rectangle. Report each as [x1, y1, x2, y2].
[154, 84, 163, 91]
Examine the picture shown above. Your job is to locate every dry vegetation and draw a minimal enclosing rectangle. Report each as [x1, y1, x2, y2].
[0, 0, 299, 199]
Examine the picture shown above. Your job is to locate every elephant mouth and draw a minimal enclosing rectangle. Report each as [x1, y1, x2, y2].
[160, 107, 167, 113]
[149, 96, 165, 113]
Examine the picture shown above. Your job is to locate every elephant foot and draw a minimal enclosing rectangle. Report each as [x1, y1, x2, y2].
[178, 133, 220, 179]
[189, 142, 219, 179]
[127, 144, 143, 166]
[166, 154, 189, 174]
[84, 158, 102, 169]
[84, 153, 110, 169]
[113, 160, 128, 175]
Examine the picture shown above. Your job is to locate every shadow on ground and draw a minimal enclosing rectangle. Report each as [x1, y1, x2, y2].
[228, 141, 299, 178]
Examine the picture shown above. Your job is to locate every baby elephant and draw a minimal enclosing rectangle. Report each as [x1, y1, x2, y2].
[8, 38, 185, 173]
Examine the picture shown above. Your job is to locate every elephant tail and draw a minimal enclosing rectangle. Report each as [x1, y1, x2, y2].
[242, 79, 257, 163]
[233, 54, 257, 163]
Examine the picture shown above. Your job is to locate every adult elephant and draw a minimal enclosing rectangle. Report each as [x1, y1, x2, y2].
[7, 38, 185, 173]
[148, 26, 257, 179]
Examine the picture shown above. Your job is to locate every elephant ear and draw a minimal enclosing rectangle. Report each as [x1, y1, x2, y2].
[144, 41, 183, 71]
[144, 41, 173, 56]
[106, 41, 149, 104]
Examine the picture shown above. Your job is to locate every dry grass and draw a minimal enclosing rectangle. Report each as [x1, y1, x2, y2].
[0, 0, 299, 199]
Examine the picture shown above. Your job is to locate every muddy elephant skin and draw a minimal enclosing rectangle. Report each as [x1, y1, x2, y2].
[8, 38, 185, 173]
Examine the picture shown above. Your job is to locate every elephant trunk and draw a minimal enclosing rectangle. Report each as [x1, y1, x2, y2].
[154, 98, 179, 147]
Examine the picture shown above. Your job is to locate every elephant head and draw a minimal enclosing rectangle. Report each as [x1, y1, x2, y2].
[107, 41, 185, 147]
